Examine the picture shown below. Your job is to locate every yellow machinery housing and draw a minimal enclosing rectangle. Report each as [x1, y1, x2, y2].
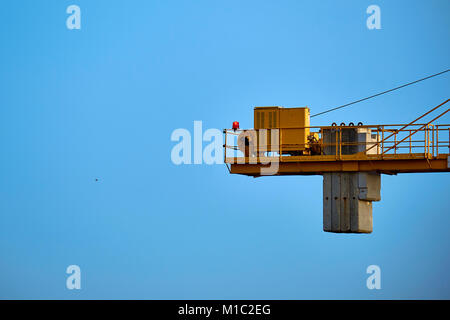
[238, 106, 313, 156]
[255, 106, 310, 154]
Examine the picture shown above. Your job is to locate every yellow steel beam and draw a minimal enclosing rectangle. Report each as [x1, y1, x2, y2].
[227, 154, 450, 176]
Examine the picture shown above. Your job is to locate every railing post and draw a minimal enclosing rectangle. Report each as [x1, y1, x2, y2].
[377, 127, 380, 154]
[394, 132, 397, 155]
[432, 124, 435, 157]
[409, 130, 412, 153]
[436, 125, 439, 156]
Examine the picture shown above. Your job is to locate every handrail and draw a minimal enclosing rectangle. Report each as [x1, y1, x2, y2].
[223, 123, 450, 163]
[364, 99, 449, 154]
[382, 108, 449, 154]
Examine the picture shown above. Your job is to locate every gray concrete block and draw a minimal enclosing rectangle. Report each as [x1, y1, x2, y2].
[340, 173, 351, 232]
[358, 172, 381, 201]
[331, 173, 341, 232]
[323, 172, 374, 233]
[323, 173, 332, 232]
[351, 200, 373, 233]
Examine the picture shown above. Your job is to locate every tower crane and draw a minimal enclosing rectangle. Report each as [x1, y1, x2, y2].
[223, 99, 450, 233]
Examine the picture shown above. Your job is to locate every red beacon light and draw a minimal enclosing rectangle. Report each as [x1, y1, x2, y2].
[232, 121, 240, 130]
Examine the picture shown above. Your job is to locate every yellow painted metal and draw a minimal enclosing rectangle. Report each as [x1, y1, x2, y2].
[382, 108, 449, 155]
[254, 106, 280, 129]
[252, 106, 310, 153]
[364, 99, 449, 154]
[227, 155, 449, 176]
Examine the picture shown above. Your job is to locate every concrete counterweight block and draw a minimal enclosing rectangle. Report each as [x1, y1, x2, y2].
[323, 172, 380, 233]
[322, 127, 381, 234]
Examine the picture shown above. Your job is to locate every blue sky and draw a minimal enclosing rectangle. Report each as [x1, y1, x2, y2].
[0, 0, 449, 299]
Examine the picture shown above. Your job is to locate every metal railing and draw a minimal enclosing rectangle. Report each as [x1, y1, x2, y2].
[224, 123, 450, 163]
